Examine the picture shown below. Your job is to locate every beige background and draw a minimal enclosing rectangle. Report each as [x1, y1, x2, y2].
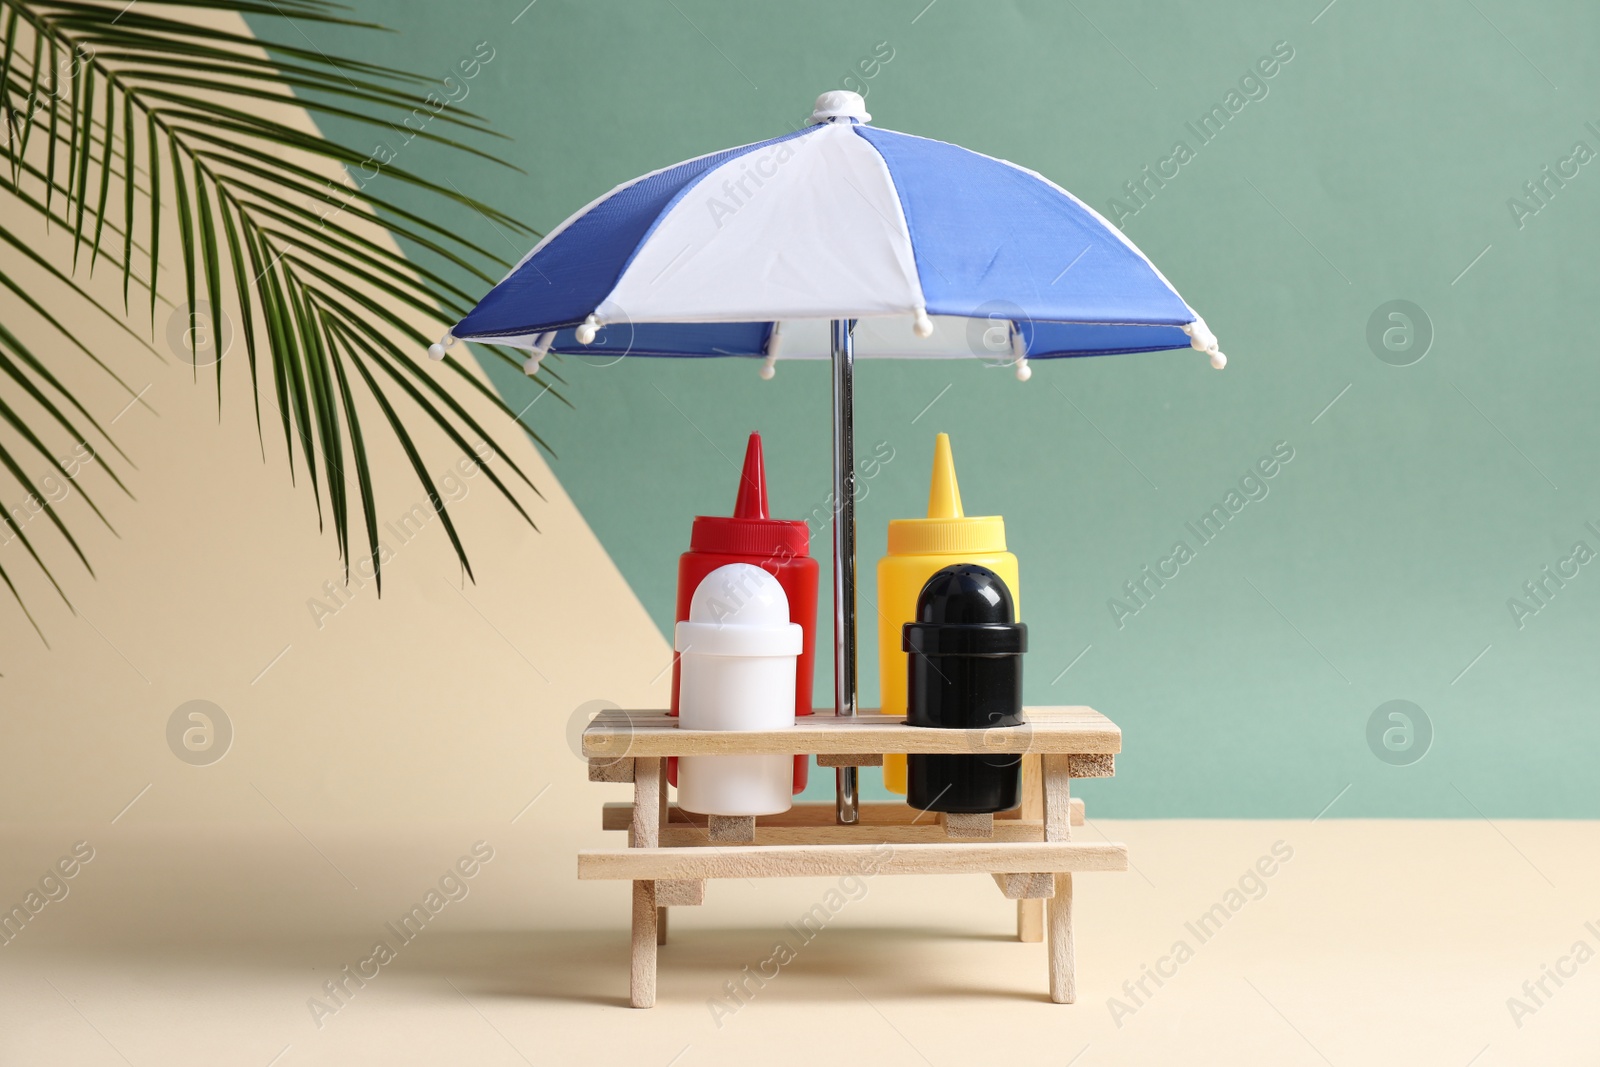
[0, 4, 672, 834]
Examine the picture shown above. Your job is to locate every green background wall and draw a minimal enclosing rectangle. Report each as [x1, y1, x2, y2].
[277, 0, 1600, 816]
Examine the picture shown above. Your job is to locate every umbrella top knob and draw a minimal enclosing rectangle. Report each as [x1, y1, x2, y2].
[809, 90, 871, 125]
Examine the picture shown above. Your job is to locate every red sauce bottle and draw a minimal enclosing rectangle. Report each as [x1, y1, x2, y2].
[669, 433, 818, 793]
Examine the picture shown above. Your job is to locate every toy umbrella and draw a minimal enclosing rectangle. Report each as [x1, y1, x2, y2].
[437, 90, 1227, 823]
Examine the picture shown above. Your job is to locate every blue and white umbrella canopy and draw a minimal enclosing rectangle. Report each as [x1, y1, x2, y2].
[439, 91, 1226, 379]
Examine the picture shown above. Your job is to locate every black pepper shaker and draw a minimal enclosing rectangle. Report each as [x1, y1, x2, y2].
[903, 563, 1028, 813]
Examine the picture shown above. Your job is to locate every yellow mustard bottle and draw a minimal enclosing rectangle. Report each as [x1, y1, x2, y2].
[879, 433, 1020, 794]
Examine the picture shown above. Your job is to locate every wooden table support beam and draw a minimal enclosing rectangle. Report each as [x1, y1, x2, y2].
[656, 820, 1056, 847]
[601, 798, 1084, 831]
[816, 752, 884, 767]
[942, 812, 995, 839]
[580, 840, 1126, 881]
[707, 815, 756, 843]
[993, 871, 1055, 899]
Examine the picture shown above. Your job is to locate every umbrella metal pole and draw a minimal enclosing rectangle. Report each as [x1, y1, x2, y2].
[831, 319, 859, 825]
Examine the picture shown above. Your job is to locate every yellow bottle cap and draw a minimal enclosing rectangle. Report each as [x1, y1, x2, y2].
[887, 433, 1008, 556]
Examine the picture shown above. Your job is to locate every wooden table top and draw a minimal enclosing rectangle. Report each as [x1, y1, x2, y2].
[581, 706, 1120, 758]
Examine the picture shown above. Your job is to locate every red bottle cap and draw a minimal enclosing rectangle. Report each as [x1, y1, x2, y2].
[690, 433, 811, 558]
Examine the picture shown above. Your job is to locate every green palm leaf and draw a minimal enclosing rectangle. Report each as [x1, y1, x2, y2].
[0, 0, 551, 638]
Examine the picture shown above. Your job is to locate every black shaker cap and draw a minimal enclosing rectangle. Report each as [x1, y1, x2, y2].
[903, 564, 1027, 656]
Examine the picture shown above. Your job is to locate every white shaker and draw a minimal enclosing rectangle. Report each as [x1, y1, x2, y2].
[674, 563, 801, 816]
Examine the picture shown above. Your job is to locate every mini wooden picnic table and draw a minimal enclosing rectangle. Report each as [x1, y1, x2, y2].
[580, 705, 1127, 1007]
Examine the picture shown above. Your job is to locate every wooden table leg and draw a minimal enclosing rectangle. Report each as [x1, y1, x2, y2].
[632, 879, 657, 1007]
[1018, 753, 1044, 942]
[1043, 753, 1075, 1004]
[1048, 874, 1074, 1004]
[630, 758, 662, 1007]
[656, 768, 669, 946]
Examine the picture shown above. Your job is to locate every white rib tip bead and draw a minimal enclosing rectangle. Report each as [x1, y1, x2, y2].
[1182, 319, 1226, 371]
[426, 343, 446, 361]
[759, 354, 777, 380]
[1015, 358, 1032, 382]
[912, 310, 934, 338]
[576, 316, 599, 345]
[523, 353, 544, 376]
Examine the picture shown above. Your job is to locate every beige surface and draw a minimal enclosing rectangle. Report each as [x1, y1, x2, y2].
[2, 817, 1598, 1065]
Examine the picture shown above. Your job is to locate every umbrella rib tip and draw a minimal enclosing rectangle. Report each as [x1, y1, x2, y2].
[1183, 319, 1227, 370]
